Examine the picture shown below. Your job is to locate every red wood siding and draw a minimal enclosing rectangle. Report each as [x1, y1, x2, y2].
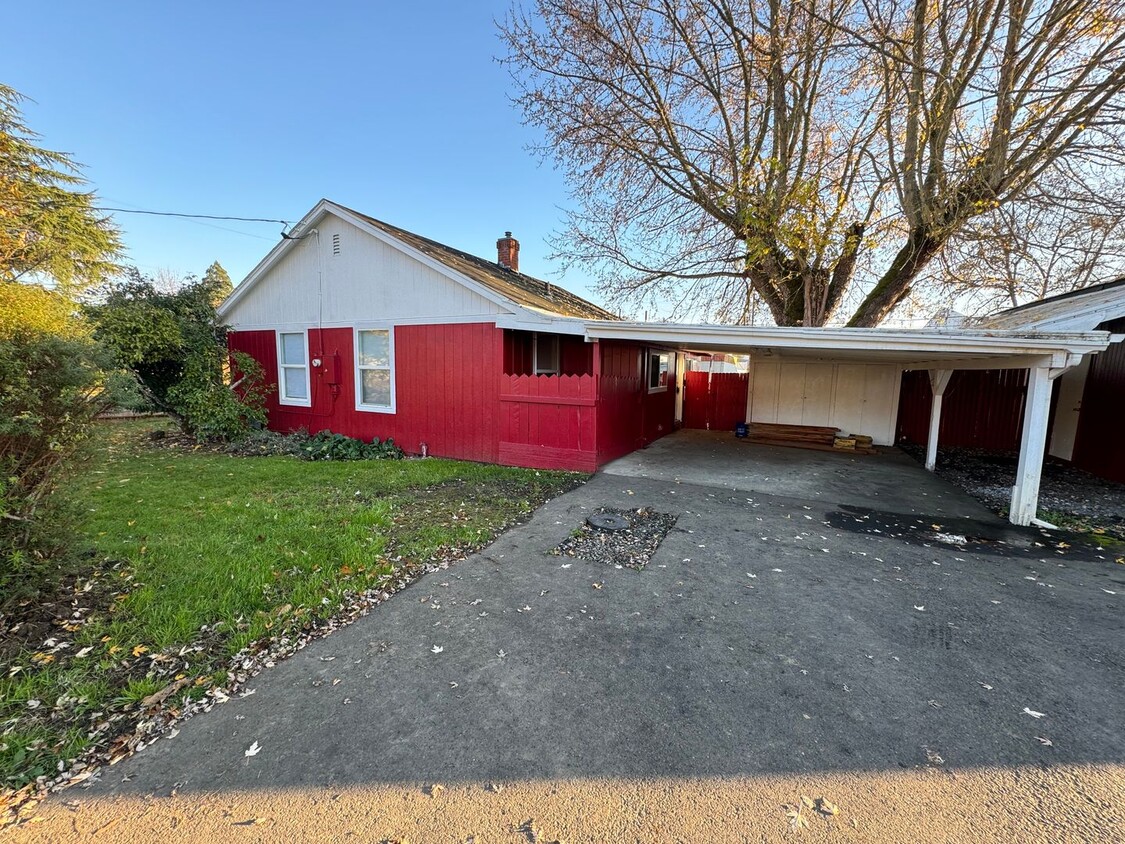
[594, 342, 676, 462]
[230, 328, 672, 472]
[229, 323, 501, 463]
[682, 371, 749, 431]
[596, 342, 645, 464]
[896, 369, 1028, 451]
[1072, 320, 1125, 483]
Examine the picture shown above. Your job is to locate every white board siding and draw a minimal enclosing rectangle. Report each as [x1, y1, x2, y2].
[223, 216, 507, 330]
[747, 361, 902, 445]
[1047, 355, 1090, 461]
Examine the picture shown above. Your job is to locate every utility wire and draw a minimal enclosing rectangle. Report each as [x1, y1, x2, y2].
[92, 206, 294, 226]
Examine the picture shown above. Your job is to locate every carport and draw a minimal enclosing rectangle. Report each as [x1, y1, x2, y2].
[582, 321, 1111, 527]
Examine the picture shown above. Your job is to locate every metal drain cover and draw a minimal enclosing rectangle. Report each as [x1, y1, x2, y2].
[587, 512, 631, 532]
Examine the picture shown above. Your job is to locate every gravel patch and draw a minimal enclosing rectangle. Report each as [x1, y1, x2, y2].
[900, 444, 1125, 540]
[549, 507, 678, 569]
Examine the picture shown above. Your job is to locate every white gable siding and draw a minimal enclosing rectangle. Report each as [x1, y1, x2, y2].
[747, 361, 902, 445]
[223, 216, 508, 330]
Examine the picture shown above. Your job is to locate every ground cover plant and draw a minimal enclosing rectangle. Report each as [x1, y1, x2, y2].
[0, 419, 583, 820]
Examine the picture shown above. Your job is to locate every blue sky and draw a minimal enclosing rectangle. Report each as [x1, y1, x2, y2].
[4, 2, 594, 297]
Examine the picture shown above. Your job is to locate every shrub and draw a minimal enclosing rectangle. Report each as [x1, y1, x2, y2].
[87, 270, 271, 442]
[222, 429, 403, 461]
[166, 350, 269, 441]
[0, 332, 116, 599]
[301, 431, 404, 461]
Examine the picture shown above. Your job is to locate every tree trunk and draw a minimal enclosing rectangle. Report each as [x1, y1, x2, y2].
[847, 232, 943, 327]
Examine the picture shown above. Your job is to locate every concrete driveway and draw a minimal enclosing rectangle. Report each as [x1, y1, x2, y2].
[15, 434, 1124, 843]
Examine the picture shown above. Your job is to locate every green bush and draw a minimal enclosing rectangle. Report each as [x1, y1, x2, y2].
[0, 332, 116, 599]
[166, 350, 269, 441]
[302, 431, 403, 461]
[223, 429, 403, 461]
[87, 270, 272, 442]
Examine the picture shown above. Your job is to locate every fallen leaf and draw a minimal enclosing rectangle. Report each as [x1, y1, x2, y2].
[245, 741, 262, 757]
[914, 605, 925, 611]
[1036, 736, 1053, 746]
[1023, 707, 1046, 718]
[431, 645, 444, 654]
[816, 797, 839, 816]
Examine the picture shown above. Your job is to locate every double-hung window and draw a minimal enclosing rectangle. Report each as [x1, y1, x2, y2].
[355, 327, 395, 412]
[648, 351, 672, 392]
[277, 331, 311, 406]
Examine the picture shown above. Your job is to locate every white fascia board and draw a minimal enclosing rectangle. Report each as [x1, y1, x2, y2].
[582, 320, 1112, 359]
[219, 199, 556, 325]
[986, 288, 1125, 331]
[494, 314, 590, 335]
[216, 199, 333, 320]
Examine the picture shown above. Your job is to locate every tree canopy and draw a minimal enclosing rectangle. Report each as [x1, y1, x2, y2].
[202, 260, 233, 308]
[1, 85, 122, 294]
[501, 0, 1125, 326]
[87, 269, 269, 440]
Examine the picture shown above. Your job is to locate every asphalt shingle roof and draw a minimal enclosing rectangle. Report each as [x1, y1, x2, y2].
[340, 204, 618, 321]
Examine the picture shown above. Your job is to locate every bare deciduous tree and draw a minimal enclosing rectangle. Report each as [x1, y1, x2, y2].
[500, 0, 1125, 326]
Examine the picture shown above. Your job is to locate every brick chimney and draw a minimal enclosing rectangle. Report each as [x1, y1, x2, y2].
[496, 231, 519, 272]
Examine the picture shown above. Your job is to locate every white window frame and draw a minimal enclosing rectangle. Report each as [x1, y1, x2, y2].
[354, 325, 396, 414]
[533, 333, 560, 375]
[648, 350, 672, 393]
[276, 329, 311, 407]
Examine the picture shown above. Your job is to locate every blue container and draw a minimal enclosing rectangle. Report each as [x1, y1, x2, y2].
[734, 421, 748, 438]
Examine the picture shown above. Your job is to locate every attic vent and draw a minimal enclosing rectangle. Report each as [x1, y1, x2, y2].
[331, 233, 341, 255]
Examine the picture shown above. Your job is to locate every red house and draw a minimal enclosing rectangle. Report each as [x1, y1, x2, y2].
[218, 200, 680, 471]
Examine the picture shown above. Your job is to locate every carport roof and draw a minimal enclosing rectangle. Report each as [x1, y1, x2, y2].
[579, 320, 1112, 369]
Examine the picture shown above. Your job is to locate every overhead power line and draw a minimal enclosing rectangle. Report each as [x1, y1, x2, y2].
[93, 206, 294, 226]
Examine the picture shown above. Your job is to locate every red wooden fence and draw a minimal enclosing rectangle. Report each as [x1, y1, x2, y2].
[896, 369, 1028, 451]
[682, 371, 749, 431]
[498, 373, 598, 471]
[1072, 317, 1125, 482]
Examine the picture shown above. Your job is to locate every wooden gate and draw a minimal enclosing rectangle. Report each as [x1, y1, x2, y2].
[683, 370, 749, 431]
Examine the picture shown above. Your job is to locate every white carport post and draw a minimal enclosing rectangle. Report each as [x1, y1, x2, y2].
[1009, 365, 1054, 526]
[925, 370, 953, 471]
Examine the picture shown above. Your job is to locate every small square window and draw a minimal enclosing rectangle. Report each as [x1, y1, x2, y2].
[648, 351, 672, 392]
[534, 334, 560, 374]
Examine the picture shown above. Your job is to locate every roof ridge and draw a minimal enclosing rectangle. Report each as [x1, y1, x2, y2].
[330, 201, 618, 321]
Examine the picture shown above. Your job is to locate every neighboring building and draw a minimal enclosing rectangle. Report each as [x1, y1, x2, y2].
[897, 278, 1125, 483]
[220, 200, 1111, 525]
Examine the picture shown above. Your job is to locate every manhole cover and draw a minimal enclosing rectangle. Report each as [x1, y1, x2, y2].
[587, 512, 631, 532]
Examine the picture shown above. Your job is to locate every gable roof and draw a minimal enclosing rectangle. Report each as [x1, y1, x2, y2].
[980, 277, 1125, 331]
[217, 199, 616, 323]
[337, 205, 617, 321]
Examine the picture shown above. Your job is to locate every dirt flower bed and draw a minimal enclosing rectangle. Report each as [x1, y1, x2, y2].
[550, 507, 678, 569]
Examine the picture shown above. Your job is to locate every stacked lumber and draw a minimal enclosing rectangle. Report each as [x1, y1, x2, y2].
[742, 422, 877, 455]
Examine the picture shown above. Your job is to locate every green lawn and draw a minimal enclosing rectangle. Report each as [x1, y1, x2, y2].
[0, 421, 582, 795]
